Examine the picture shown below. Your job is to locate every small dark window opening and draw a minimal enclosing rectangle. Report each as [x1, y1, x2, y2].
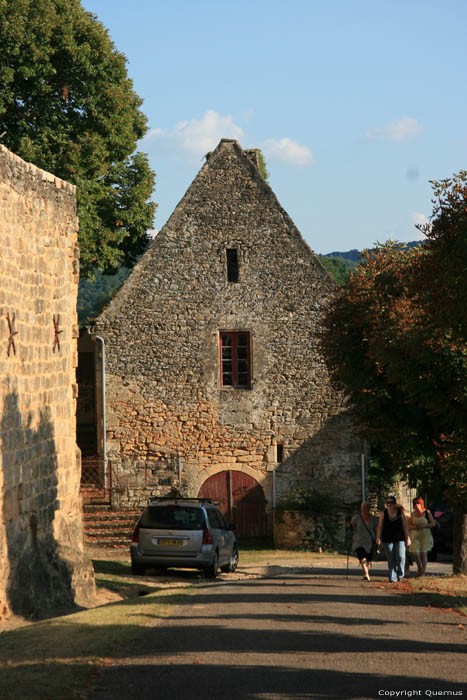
[226, 249, 239, 282]
[276, 444, 284, 463]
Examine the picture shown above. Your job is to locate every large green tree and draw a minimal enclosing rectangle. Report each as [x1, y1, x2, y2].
[321, 176, 467, 573]
[0, 0, 155, 277]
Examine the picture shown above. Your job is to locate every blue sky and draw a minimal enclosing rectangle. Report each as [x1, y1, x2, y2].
[82, 0, 467, 254]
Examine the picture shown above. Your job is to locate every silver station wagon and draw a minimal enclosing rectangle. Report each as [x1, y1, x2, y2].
[130, 497, 239, 578]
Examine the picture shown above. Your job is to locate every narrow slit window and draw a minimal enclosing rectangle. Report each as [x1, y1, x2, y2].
[219, 331, 251, 388]
[226, 249, 239, 282]
[276, 444, 284, 463]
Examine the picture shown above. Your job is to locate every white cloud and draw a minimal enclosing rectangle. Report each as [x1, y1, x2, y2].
[142, 110, 244, 159]
[412, 212, 431, 239]
[366, 116, 421, 142]
[262, 137, 313, 166]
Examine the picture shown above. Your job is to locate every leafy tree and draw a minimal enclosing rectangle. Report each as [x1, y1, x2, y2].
[317, 255, 358, 286]
[0, 0, 156, 277]
[321, 220, 467, 572]
[77, 266, 131, 326]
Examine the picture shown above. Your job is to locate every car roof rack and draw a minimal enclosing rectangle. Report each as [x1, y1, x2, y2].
[148, 496, 213, 505]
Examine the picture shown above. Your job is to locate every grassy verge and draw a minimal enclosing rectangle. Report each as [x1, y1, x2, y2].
[405, 574, 467, 616]
[238, 544, 343, 565]
[0, 559, 191, 700]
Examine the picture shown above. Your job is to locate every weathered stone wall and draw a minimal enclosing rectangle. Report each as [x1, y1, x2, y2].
[274, 510, 345, 551]
[92, 139, 363, 526]
[0, 145, 95, 622]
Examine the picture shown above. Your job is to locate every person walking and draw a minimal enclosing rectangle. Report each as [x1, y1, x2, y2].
[408, 496, 435, 577]
[350, 502, 378, 581]
[376, 495, 411, 583]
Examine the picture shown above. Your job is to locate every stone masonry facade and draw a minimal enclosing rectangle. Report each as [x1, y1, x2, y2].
[0, 145, 95, 622]
[91, 139, 363, 533]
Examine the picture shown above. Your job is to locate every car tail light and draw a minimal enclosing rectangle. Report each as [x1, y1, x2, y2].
[131, 524, 140, 543]
[202, 527, 213, 544]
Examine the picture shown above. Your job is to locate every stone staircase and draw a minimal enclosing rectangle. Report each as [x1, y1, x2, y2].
[82, 504, 141, 549]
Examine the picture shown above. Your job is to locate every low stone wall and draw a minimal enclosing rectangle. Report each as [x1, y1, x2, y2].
[274, 509, 346, 551]
[0, 146, 95, 622]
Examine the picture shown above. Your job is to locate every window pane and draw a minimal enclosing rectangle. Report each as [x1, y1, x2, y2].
[237, 373, 249, 386]
[140, 506, 206, 530]
[220, 330, 250, 389]
[237, 359, 248, 373]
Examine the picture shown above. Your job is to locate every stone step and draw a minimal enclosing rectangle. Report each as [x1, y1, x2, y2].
[85, 533, 135, 543]
[85, 522, 136, 532]
[83, 511, 140, 522]
[82, 505, 141, 549]
[85, 539, 131, 549]
[84, 533, 132, 549]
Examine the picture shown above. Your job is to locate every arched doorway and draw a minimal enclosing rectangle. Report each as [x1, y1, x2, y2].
[198, 470, 267, 539]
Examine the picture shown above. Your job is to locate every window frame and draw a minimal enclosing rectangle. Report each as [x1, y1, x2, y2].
[219, 330, 251, 389]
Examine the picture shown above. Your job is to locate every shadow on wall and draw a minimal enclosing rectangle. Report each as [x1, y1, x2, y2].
[2, 391, 74, 618]
[274, 412, 362, 509]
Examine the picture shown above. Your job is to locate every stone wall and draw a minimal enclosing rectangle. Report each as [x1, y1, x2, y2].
[91, 139, 363, 529]
[0, 145, 95, 622]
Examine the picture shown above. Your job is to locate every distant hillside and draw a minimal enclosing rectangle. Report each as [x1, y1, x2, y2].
[317, 255, 358, 285]
[323, 240, 422, 262]
[318, 241, 423, 285]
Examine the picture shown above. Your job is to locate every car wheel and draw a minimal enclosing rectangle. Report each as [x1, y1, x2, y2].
[205, 551, 219, 579]
[131, 562, 146, 575]
[221, 545, 238, 573]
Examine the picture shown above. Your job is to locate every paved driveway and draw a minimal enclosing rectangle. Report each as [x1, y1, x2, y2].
[88, 559, 465, 700]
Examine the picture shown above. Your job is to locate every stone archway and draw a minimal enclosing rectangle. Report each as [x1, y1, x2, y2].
[198, 470, 266, 538]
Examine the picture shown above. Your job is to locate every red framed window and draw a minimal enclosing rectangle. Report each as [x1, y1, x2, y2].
[219, 331, 251, 388]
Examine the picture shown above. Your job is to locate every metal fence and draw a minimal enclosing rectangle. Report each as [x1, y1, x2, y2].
[80, 456, 111, 504]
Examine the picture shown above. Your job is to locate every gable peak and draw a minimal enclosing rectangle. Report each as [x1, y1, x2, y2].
[209, 138, 261, 174]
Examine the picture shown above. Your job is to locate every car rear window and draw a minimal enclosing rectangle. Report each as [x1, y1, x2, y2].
[139, 505, 206, 530]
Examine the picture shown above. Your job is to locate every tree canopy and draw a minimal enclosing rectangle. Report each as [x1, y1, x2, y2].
[0, 0, 156, 277]
[321, 174, 467, 572]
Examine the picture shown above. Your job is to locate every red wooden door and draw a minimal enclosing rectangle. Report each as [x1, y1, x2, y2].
[198, 470, 266, 538]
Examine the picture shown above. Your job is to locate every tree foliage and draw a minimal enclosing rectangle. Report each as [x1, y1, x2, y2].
[321, 174, 467, 572]
[317, 255, 358, 286]
[77, 266, 130, 327]
[0, 0, 156, 277]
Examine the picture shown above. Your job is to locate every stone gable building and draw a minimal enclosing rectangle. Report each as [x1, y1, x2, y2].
[84, 139, 363, 538]
[0, 145, 95, 623]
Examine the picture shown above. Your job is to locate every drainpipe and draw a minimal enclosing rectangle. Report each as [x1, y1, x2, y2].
[361, 450, 366, 502]
[272, 468, 277, 546]
[94, 334, 107, 490]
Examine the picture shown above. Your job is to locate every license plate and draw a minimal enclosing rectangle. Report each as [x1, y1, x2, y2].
[158, 538, 182, 546]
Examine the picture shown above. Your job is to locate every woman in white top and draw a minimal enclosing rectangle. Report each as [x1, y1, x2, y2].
[350, 502, 378, 581]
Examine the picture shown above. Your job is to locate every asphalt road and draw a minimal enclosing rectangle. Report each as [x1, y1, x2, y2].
[88, 560, 466, 700]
